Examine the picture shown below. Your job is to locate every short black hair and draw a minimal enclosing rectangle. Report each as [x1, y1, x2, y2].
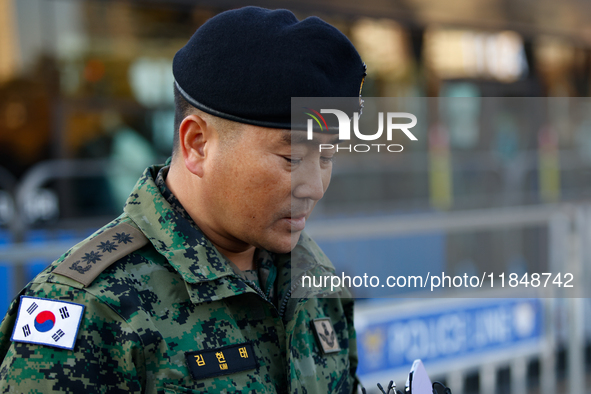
[172, 83, 244, 157]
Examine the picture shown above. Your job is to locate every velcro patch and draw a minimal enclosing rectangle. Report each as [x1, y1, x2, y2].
[53, 222, 148, 287]
[185, 342, 257, 380]
[11, 296, 85, 350]
[312, 317, 341, 355]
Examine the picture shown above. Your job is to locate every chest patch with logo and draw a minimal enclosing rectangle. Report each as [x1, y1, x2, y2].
[11, 296, 85, 350]
[312, 317, 341, 355]
[185, 342, 258, 380]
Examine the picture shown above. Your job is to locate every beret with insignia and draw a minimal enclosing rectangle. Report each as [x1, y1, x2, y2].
[173, 6, 366, 129]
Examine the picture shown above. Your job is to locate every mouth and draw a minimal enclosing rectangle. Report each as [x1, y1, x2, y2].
[284, 212, 309, 232]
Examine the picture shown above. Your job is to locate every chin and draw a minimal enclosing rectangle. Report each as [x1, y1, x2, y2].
[289, 231, 302, 251]
[262, 232, 300, 254]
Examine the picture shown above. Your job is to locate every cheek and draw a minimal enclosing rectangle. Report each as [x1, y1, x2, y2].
[250, 167, 289, 205]
[322, 168, 332, 193]
[223, 158, 289, 215]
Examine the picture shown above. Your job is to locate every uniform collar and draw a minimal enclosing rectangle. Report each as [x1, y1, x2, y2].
[124, 163, 339, 304]
[124, 164, 251, 303]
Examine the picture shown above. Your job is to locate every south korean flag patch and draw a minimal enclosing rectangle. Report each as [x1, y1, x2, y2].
[11, 296, 85, 350]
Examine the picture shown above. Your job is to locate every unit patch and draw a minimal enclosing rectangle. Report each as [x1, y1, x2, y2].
[185, 342, 257, 380]
[312, 317, 341, 355]
[11, 296, 85, 350]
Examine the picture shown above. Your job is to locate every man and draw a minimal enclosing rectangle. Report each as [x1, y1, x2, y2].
[0, 6, 366, 393]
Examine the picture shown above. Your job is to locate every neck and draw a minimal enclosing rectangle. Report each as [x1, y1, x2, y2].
[214, 246, 256, 271]
[166, 160, 256, 271]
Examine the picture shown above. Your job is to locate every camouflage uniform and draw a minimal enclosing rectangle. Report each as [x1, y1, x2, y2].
[0, 164, 358, 393]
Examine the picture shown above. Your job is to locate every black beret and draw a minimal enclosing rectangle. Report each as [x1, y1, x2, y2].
[173, 6, 366, 129]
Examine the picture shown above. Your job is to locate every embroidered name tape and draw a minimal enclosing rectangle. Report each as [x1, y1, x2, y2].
[185, 342, 257, 380]
[11, 296, 85, 351]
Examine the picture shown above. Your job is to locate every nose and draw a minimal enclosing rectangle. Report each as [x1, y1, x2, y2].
[291, 161, 327, 201]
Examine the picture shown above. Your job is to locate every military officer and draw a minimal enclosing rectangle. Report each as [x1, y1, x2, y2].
[0, 6, 366, 393]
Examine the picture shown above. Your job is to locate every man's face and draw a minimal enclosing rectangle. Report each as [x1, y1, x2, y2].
[204, 126, 338, 254]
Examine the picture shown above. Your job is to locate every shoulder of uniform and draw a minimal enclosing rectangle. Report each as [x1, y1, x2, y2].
[295, 231, 334, 269]
[52, 220, 149, 288]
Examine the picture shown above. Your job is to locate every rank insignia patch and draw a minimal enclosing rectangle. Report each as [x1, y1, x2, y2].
[312, 317, 341, 355]
[53, 222, 148, 287]
[185, 342, 257, 380]
[11, 296, 85, 350]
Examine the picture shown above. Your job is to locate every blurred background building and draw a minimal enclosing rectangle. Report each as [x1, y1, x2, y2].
[2, 0, 591, 393]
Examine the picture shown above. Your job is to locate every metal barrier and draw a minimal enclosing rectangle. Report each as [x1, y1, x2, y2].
[0, 166, 16, 193]
[13, 158, 113, 235]
[0, 204, 588, 394]
[306, 204, 589, 394]
[0, 158, 151, 303]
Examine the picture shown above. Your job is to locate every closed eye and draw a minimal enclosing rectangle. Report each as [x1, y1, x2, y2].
[284, 157, 302, 165]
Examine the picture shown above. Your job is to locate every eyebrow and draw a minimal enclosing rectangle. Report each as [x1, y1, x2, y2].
[281, 131, 341, 146]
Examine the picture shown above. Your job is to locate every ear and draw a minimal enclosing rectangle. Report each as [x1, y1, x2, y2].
[178, 114, 213, 177]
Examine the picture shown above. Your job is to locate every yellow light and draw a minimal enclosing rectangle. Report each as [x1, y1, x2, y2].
[424, 28, 526, 82]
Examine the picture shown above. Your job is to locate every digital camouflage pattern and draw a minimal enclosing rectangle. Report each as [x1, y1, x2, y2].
[0, 164, 358, 393]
